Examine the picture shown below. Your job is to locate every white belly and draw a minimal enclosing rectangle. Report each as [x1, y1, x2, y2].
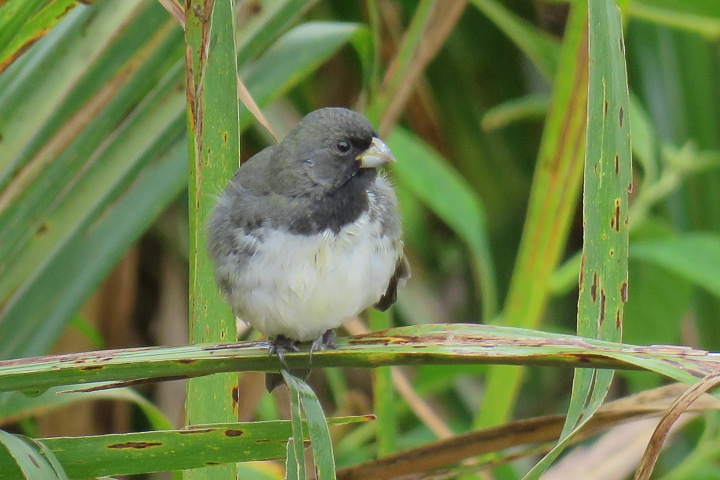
[229, 212, 398, 341]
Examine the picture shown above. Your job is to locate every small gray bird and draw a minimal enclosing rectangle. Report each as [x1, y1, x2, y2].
[207, 107, 409, 391]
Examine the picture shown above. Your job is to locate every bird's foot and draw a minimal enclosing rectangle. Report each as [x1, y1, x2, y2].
[310, 329, 337, 355]
[265, 331, 335, 393]
[269, 334, 301, 367]
[266, 335, 308, 393]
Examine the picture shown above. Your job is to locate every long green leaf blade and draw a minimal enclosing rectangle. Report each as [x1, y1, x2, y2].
[632, 233, 720, 297]
[525, 0, 631, 475]
[0, 325, 716, 395]
[476, 1, 588, 428]
[284, 372, 336, 480]
[184, 1, 240, 479]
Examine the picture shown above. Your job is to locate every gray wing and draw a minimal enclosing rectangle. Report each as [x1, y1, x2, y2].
[370, 173, 410, 312]
[374, 254, 410, 312]
[206, 148, 279, 300]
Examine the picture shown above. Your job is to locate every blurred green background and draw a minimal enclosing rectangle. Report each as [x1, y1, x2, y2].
[1, 0, 720, 478]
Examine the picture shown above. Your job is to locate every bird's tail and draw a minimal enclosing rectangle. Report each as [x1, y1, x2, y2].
[265, 369, 311, 392]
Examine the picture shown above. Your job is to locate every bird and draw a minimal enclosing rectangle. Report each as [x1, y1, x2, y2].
[206, 107, 409, 391]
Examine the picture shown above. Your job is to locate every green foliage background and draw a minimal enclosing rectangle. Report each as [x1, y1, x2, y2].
[1, 0, 720, 478]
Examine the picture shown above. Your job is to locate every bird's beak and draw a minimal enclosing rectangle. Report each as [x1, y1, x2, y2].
[356, 137, 396, 168]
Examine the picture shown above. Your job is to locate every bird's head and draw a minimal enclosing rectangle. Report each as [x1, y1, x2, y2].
[272, 108, 395, 196]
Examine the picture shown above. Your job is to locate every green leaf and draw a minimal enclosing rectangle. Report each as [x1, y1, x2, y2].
[628, 0, 720, 39]
[283, 371, 335, 480]
[0, 0, 84, 74]
[0, 431, 68, 480]
[286, 437, 301, 480]
[0, 324, 717, 395]
[0, 136, 188, 360]
[481, 93, 550, 131]
[632, 233, 720, 298]
[0, 12, 365, 361]
[184, 12, 240, 480]
[0, 386, 173, 431]
[0, 0, 149, 184]
[477, 0, 588, 428]
[240, 21, 369, 128]
[526, 0, 631, 476]
[235, 0, 318, 67]
[0, 416, 366, 479]
[470, 0, 560, 81]
[0, 422, 291, 479]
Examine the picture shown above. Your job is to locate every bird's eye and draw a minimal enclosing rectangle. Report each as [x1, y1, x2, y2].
[336, 141, 351, 153]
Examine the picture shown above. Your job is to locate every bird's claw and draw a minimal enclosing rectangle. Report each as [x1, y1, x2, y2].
[269, 334, 300, 367]
[310, 329, 337, 355]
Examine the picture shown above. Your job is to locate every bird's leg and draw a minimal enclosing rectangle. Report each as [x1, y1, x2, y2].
[310, 329, 337, 356]
[266, 335, 305, 393]
[269, 334, 300, 367]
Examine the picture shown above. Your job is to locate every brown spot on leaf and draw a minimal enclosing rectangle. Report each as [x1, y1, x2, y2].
[108, 442, 162, 449]
[604, 100, 609, 115]
[177, 358, 196, 364]
[80, 365, 103, 371]
[599, 290, 607, 325]
[36, 223, 50, 237]
[247, 0, 261, 15]
[590, 272, 598, 302]
[621, 281, 628, 302]
[179, 428, 213, 434]
[614, 154, 619, 175]
[611, 198, 621, 232]
[225, 429, 244, 437]
[232, 386, 240, 405]
[619, 107, 624, 127]
[627, 182, 633, 193]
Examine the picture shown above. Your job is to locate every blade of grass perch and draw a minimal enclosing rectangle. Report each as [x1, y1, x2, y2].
[477, 1, 588, 428]
[283, 371, 336, 480]
[3, 325, 720, 396]
[525, 0, 631, 476]
[184, 1, 240, 480]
